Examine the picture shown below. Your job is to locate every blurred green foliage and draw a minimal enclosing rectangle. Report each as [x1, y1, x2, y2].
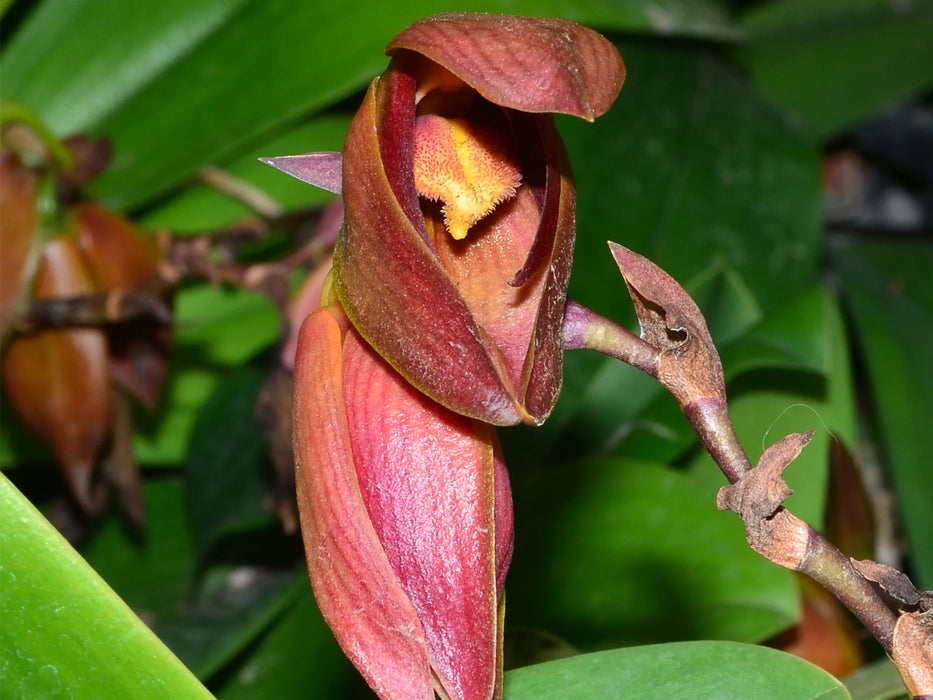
[2, 0, 930, 697]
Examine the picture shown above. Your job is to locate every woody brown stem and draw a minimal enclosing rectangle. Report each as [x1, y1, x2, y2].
[16, 284, 173, 332]
[803, 530, 897, 652]
[564, 245, 903, 663]
[682, 397, 751, 485]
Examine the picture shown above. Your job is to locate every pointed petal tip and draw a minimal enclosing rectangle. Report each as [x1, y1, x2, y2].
[259, 152, 343, 195]
[607, 241, 637, 273]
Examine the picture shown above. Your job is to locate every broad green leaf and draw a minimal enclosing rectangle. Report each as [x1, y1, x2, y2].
[214, 590, 370, 699]
[721, 285, 830, 378]
[739, 0, 933, 137]
[0, 0, 253, 135]
[0, 473, 213, 700]
[844, 656, 910, 700]
[504, 641, 850, 699]
[184, 363, 276, 561]
[78, 477, 307, 682]
[504, 457, 799, 648]
[1, 0, 739, 213]
[829, 238, 933, 589]
[564, 39, 821, 321]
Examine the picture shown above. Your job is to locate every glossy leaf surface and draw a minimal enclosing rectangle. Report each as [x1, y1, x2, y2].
[504, 642, 850, 698]
[0, 474, 213, 699]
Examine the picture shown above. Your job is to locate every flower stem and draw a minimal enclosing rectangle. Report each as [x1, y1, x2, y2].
[682, 397, 751, 484]
[561, 300, 658, 376]
[0, 102, 74, 171]
[564, 297, 898, 655]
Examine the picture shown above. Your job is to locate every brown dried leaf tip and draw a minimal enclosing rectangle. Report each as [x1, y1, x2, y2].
[851, 559, 932, 610]
[607, 243, 725, 406]
[717, 431, 814, 569]
[892, 609, 933, 697]
[852, 562, 933, 697]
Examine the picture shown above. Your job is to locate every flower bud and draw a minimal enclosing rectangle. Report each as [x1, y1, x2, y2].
[1, 236, 113, 511]
[335, 14, 624, 426]
[293, 304, 513, 700]
[267, 13, 624, 426]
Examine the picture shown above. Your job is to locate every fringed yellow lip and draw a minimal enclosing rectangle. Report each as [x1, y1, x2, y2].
[413, 114, 521, 241]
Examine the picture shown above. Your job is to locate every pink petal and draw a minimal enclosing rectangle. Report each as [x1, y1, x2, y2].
[343, 327, 504, 700]
[293, 308, 433, 700]
[261, 152, 343, 194]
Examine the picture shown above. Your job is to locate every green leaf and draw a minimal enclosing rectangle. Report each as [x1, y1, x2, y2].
[0, 0, 254, 135]
[1, 0, 740, 213]
[0, 473, 213, 700]
[721, 285, 830, 379]
[739, 0, 933, 137]
[184, 363, 275, 560]
[504, 641, 850, 699]
[829, 238, 933, 589]
[564, 39, 821, 321]
[214, 590, 369, 699]
[504, 458, 798, 648]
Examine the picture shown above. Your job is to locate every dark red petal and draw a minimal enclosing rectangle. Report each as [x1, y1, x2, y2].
[517, 119, 576, 424]
[337, 77, 523, 425]
[388, 13, 625, 120]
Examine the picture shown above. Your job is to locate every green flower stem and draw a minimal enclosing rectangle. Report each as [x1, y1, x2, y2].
[0, 102, 74, 171]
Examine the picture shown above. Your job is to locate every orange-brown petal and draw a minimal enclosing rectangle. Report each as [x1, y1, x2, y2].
[1, 237, 112, 511]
